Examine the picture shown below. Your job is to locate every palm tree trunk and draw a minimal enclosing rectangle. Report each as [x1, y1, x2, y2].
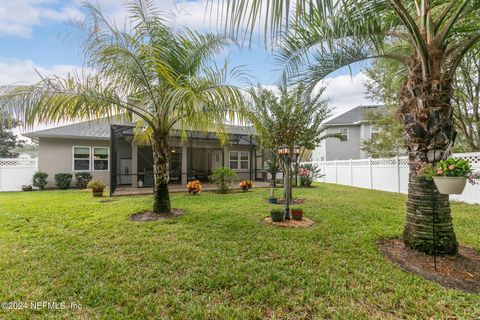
[152, 135, 171, 214]
[400, 71, 458, 255]
[403, 167, 458, 254]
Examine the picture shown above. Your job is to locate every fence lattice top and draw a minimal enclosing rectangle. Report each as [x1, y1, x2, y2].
[0, 158, 38, 168]
[304, 152, 480, 168]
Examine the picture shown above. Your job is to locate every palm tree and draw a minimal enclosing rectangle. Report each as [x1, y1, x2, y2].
[216, 0, 480, 254]
[1, 0, 245, 214]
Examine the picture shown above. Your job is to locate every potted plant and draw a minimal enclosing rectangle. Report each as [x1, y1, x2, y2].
[87, 180, 106, 197]
[186, 180, 202, 195]
[415, 158, 480, 194]
[239, 180, 253, 191]
[270, 209, 284, 222]
[268, 187, 278, 204]
[291, 208, 303, 220]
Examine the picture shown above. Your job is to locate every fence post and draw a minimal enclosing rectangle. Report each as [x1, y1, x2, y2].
[323, 161, 326, 182]
[350, 159, 353, 186]
[334, 160, 338, 184]
[368, 157, 373, 189]
[395, 155, 401, 193]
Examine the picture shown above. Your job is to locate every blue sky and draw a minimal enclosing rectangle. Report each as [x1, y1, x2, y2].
[1, 0, 373, 137]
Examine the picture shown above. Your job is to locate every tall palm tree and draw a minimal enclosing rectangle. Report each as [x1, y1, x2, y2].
[1, 0, 245, 214]
[216, 0, 480, 254]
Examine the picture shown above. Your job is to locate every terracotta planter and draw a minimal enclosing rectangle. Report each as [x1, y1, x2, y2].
[433, 176, 467, 195]
[291, 210, 303, 220]
[92, 188, 104, 197]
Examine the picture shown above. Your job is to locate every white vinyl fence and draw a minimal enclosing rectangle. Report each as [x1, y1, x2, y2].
[303, 152, 480, 204]
[0, 158, 38, 192]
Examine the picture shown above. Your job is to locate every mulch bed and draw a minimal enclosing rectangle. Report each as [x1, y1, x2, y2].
[379, 239, 480, 293]
[277, 198, 307, 205]
[264, 217, 315, 228]
[130, 209, 184, 222]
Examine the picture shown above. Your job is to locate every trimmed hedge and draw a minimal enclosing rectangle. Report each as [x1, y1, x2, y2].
[75, 172, 92, 188]
[54, 173, 73, 189]
[33, 171, 48, 190]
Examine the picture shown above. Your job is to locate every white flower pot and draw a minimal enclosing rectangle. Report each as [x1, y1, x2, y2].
[433, 176, 467, 195]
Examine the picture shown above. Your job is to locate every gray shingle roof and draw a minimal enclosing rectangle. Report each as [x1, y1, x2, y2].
[25, 118, 256, 140]
[325, 105, 382, 125]
[24, 117, 131, 140]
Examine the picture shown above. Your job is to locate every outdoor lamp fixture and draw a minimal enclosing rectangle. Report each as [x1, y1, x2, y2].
[276, 145, 301, 220]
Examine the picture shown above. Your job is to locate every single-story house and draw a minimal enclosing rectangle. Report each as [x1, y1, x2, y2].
[25, 118, 267, 194]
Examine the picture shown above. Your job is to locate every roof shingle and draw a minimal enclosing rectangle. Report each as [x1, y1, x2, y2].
[325, 105, 382, 125]
[25, 118, 256, 140]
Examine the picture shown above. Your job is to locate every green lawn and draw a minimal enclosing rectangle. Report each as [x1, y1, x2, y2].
[0, 184, 479, 319]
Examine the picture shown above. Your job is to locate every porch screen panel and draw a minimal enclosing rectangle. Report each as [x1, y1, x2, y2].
[229, 152, 239, 169]
[240, 152, 249, 169]
[73, 147, 90, 171]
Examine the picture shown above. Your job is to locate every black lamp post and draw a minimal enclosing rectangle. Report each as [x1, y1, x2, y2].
[276, 145, 301, 220]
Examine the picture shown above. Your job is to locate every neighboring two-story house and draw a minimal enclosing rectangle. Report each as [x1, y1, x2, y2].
[312, 105, 382, 161]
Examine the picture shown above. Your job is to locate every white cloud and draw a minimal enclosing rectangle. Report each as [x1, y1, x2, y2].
[322, 72, 375, 116]
[0, 0, 246, 38]
[0, 0, 83, 37]
[0, 58, 85, 140]
[0, 58, 86, 86]
[257, 72, 374, 117]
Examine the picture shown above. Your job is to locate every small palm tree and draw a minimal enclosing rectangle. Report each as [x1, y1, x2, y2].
[216, 0, 480, 254]
[1, 0, 245, 214]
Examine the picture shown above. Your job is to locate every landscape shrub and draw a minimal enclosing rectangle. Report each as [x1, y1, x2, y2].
[75, 172, 92, 188]
[209, 167, 237, 194]
[32, 171, 48, 190]
[54, 173, 73, 189]
[298, 164, 323, 187]
[186, 180, 202, 194]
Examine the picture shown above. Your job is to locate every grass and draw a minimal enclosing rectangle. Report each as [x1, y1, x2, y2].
[0, 183, 479, 319]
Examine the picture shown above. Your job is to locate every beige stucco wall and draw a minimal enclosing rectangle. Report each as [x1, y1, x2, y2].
[38, 138, 111, 188]
[38, 136, 265, 189]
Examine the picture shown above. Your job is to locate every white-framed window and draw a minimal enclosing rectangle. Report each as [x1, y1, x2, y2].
[93, 147, 109, 171]
[338, 128, 348, 141]
[73, 146, 91, 171]
[370, 126, 380, 139]
[229, 151, 249, 170]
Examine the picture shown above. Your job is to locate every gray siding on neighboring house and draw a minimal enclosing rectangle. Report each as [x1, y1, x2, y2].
[324, 125, 361, 160]
[38, 138, 111, 187]
[312, 105, 383, 161]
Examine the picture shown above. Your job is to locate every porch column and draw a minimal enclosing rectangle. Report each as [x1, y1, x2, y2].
[132, 142, 138, 188]
[223, 145, 229, 168]
[181, 144, 188, 185]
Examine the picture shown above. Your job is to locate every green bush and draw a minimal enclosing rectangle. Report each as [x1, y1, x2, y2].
[75, 172, 92, 188]
[33, 171, 48, 190]
[54, 173, 73, 189]
[87, 180, 106, 191]
[297, 163, 323, 187]
[209, 167, 238, 194]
